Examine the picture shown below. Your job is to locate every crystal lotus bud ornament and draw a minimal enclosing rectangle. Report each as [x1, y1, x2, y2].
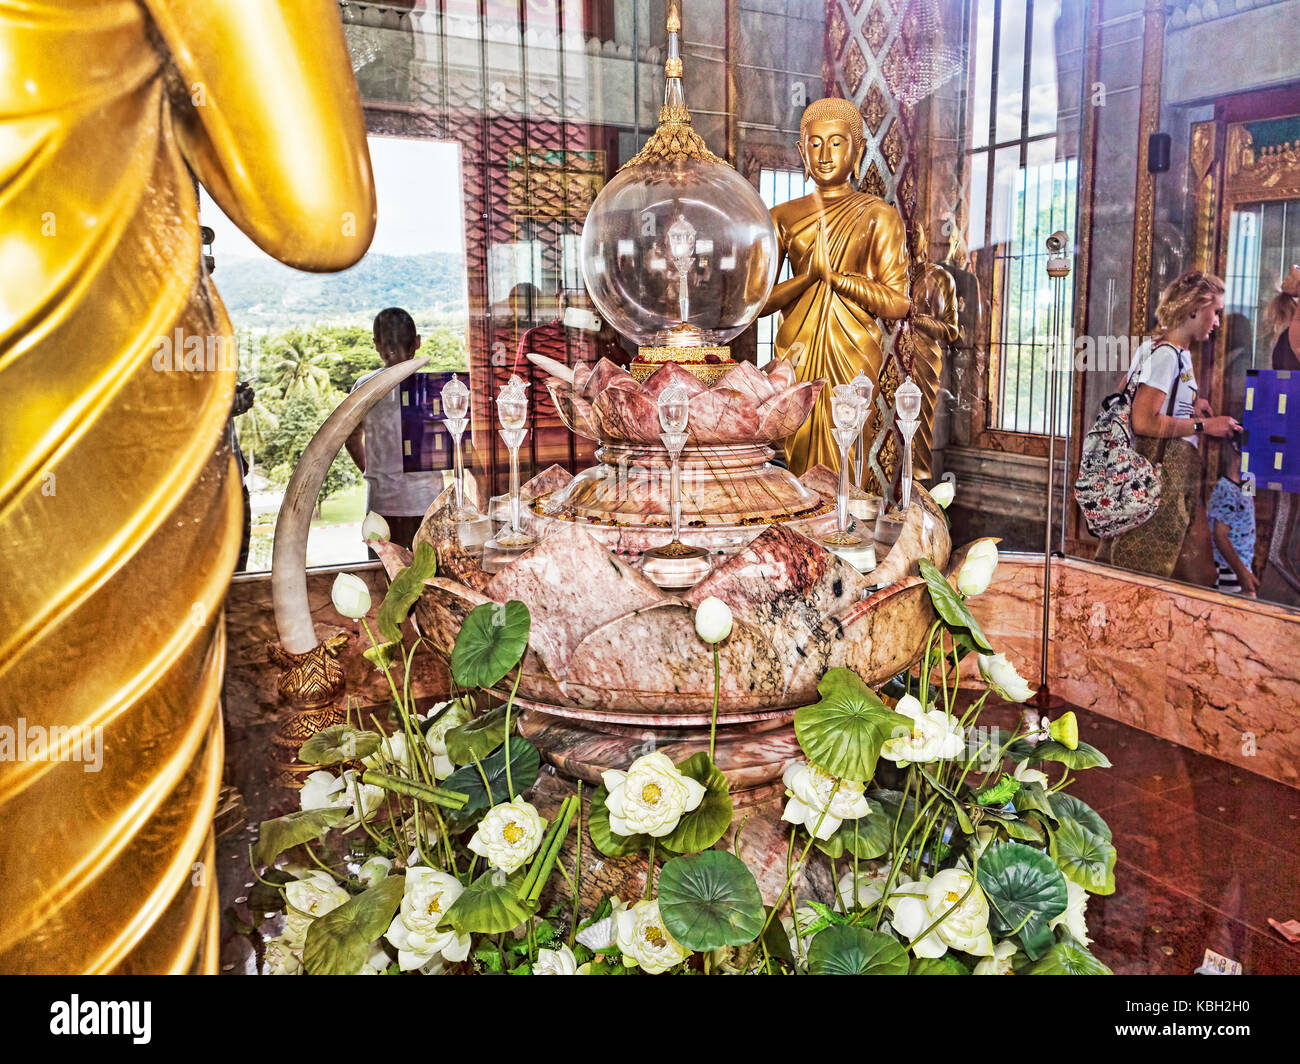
[492, 375, 535, 550]
[441, 373, 470, 420]
[895, 376, 923, 510]
[440, 374, 478, 521]
[657, 382, 691, 435]
[330, 572, 371, 619]
[849, 369, 874, 484]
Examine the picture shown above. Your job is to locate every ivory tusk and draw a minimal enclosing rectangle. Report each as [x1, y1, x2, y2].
[271, 357, 429, 654]
[525, 352, 575, 383]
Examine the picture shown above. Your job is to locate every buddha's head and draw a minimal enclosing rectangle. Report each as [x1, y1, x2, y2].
[798, 97, 865, 190]
[910, 221, 930, 265]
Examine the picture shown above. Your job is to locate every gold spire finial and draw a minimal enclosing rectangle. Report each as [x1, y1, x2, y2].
[667, 3, 681, 34]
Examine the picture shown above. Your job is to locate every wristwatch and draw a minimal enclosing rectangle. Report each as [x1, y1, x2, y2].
[1194, 419, 1204, 433]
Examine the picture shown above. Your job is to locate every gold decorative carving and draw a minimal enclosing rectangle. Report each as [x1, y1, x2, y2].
[882, 118, 905, 173]
[506, 146, 606, 218]
[863, 82, 889, 136]
[1128, 0, 1166, 337]
[864, 0, 890, 51]
[844, 38, 868, 97]
[1224, 122, 1300, 201]
[665, 56, 683, 78]
[267, 634, 350, 788]
[1189, 120, 1219, 272]
[828, 2, 849, 60]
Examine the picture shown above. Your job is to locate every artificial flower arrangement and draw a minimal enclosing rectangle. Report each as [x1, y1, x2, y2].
[246, 502, 1117, 975]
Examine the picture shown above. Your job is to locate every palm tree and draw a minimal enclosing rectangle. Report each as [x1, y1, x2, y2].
[266, 329, 332, 400]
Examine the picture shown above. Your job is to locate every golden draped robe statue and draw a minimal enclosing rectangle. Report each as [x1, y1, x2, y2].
[761, 97, 910, 485]
[0, 0, 374, 973]
[906, 223, 960, 479]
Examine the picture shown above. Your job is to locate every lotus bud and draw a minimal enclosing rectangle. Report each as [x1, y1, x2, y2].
[929, 480, 955, 508]
[693, 596, 733, 644]
[331, 572, 372, 619]
[956, 540, 999, 597]
[361, 511, 391, 542]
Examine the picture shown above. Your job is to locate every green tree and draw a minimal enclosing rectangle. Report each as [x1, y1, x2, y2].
[266, 329, 333, 400]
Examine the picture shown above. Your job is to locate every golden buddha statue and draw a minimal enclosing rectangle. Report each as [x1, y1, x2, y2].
[905, 222, 960, 479]
[761, 96, 911, 484]
[0, 0, 374, 973]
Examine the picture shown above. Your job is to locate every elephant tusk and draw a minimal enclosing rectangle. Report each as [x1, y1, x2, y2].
[271, 357, 430, 654]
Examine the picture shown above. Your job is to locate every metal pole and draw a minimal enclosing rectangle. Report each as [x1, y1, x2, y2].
[1040, 231, 1072, 696]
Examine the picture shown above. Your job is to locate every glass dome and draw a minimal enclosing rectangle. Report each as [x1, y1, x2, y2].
[580, 9, 777, 349]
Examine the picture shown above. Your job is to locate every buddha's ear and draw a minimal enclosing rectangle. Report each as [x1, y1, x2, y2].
[853, 140, 867, 186]
[796, 139, 811, 184]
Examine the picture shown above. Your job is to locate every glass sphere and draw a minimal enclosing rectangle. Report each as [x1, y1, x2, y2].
[580, 157, 779, 347]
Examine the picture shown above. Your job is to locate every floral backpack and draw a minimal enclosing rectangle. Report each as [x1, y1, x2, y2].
[1073, 342, 1180, 539]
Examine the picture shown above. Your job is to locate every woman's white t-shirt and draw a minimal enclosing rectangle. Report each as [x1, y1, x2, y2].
[1128, 340, 1199, 448]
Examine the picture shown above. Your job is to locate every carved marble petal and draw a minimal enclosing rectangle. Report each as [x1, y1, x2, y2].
[688, 387, 760, 443]
[484, 521, 665, 680]
[592, 385, 662, 443]
[764, 358, 796, 390]
[871, 486, 953, 587]
[639, 360, 710, 400]
[580, 357, 636, 402]
[414, 485, 492, 593]
[755, 379, 823, 441]
[683, 524, 874, 688]
[562, 600, 785, 713]
[718, 359, 777, 404]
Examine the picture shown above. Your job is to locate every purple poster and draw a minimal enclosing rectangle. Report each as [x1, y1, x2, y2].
[1242, 369, 1300, 494]
[399, 372, 459, 474]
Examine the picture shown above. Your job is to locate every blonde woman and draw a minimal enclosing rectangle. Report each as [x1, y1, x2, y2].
[1267, 264, 1300, 371]
[1097, 271, 1240, 583]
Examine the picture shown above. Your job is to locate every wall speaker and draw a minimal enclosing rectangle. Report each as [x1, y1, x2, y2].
[1148, 133, 1171, 173]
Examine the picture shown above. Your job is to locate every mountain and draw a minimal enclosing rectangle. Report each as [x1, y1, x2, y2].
[211, 250, 468, 328]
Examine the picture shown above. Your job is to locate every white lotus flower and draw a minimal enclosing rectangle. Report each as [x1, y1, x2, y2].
[330, 572, 372, 619]
[1013, 760, 1049, 789]
[423, 700, 474, 779]
[283, 870, 352, 950]
[357, 856, 393, 888]
[693, 596, 734, 644]
[576, 898, 628, 951]
[263, 935, 303, 975]
[929, 480, 956, 508]
[1049, 878, 1092, 946]
[533, 944, 579, 975]
[299, 769, 349, 813]
[888, 867, 994, 958]
[355, 942, 392, 975]
[363, 731, 410, 773]
[780, 761, 872, 840]
[834, 863, 892, 912]
[973, 939, 1018, 975]
[956, 540, 998, 597]
[978, 652, 1035, 703]
[361, 511, 392, 542]
[602, 752, 706, 838]
[467, 796, 547, 873]
[384, 866, 472, 971]
[880, 694, 965, 767]
[615, 899, 691, 974]
[340, 769, 385, 822]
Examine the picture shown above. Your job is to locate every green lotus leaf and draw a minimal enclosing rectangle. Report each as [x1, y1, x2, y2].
[806, 925, 910, 975]
[1011, 779, 1058, 822]
[450, 599, 530, 690]
[1049, 792, 1112, 841]
[445, 705, 512, 767]
[658, 753, 733, 855]
[1050, 815, 1117, 895]
[1006, 738, 1112, 770]
[443, 869, 537, 935]
[252, 807, 350, 867]
[376, 540, 438, 643]
[976, 842, 1069, 961]
[813, 805, 888, 860]
[442, 736, 539, 812]
[793, 668, 912, 781]
[657, 851, 765, 952]
[910, 955, 971, 975]
[302, 875, 404, 976]
[1029, 940, 1113, 975]
[298, 725, 381, 766]
[918, 557, 995, 653]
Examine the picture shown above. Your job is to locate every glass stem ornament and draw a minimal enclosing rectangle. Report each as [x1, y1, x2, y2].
[895, 376, 923, 510]
[640, 380, 711, 589]
[440, 374, 477, 520]
[494, 375, 535, 548]
[850, 369, 875, 487]
[823, 385, 867, 547]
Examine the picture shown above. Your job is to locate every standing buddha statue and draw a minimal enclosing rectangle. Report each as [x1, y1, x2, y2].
[761, 97, 911, 485]
[906, 222, 960, 479]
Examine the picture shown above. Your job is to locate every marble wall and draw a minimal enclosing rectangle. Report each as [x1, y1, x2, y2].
[967, 554, 1300, 789]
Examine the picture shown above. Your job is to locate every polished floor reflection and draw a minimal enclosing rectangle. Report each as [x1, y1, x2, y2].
[984, 703, 1300, 975]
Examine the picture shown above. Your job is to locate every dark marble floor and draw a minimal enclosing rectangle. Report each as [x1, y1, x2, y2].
[980, 701, 1300, 974]
[217, 695, 1300, 974]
